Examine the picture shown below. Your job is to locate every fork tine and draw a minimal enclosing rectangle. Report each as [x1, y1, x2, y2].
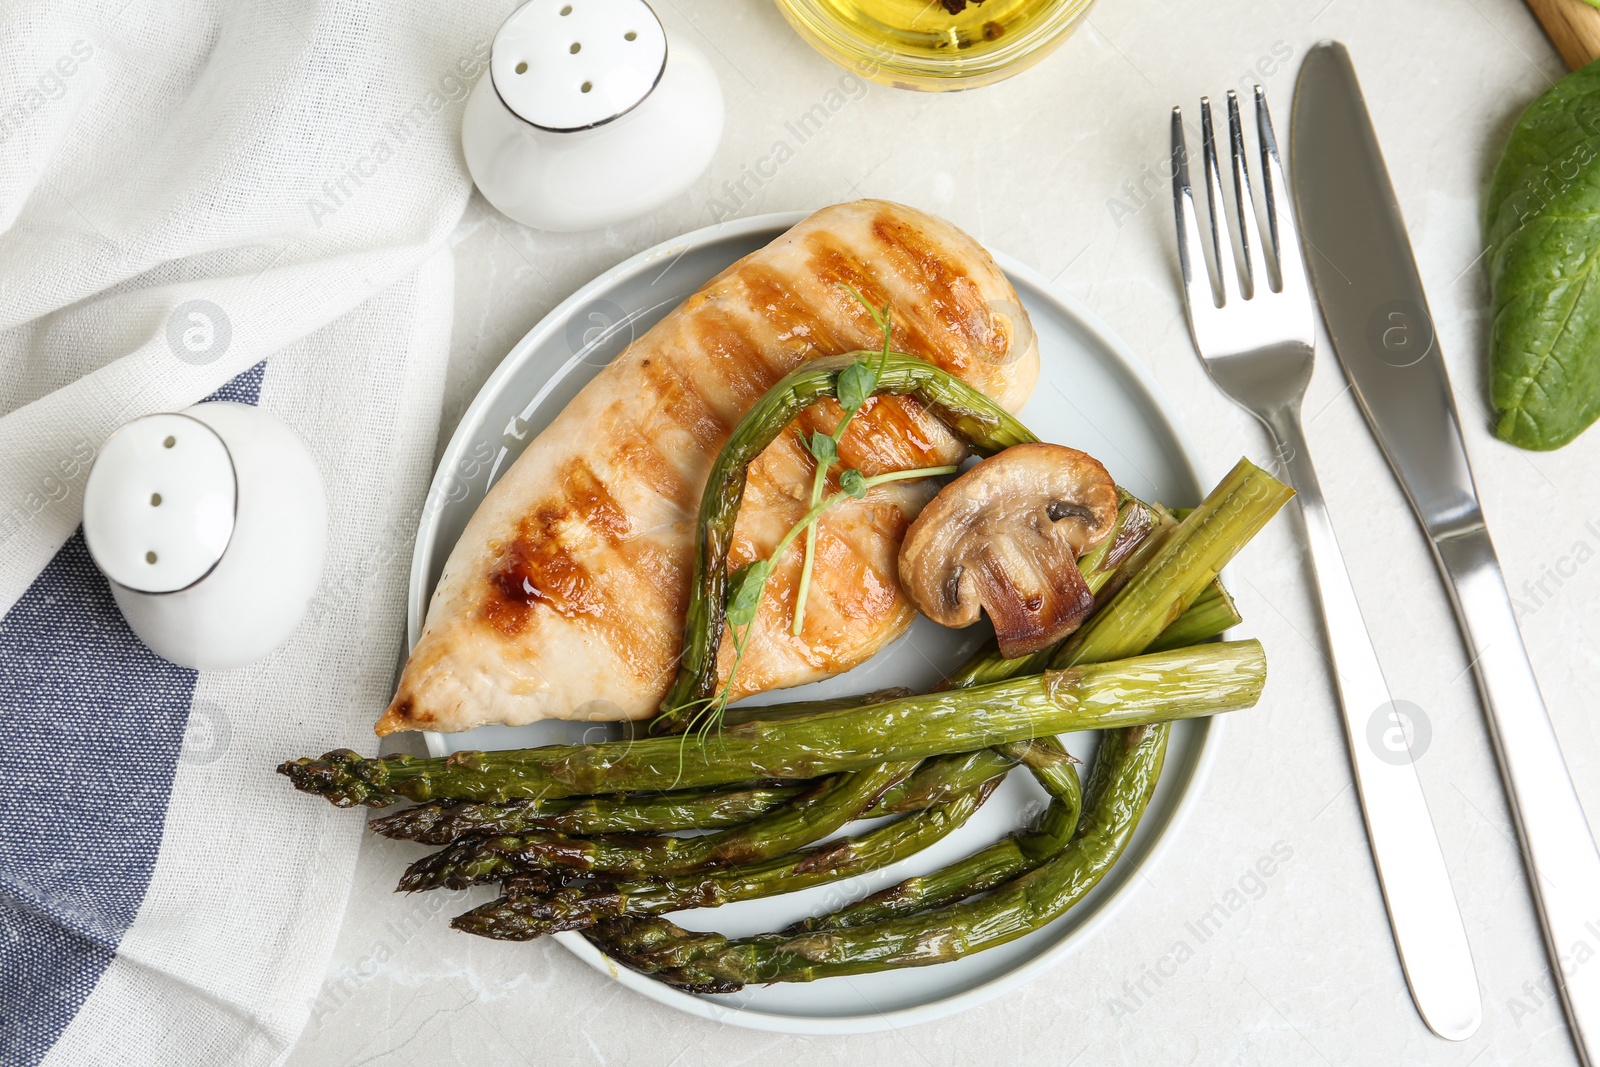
[1226, 90, 1265, 297]
[1253, 85, 1311, 307]
[1200, 97, 1241, 306]
[1170, 107, 1216, 313]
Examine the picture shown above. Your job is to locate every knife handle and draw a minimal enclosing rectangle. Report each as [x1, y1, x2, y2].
[1433, 524, 1600, 1066]
[1263, 405, 1482, 1040]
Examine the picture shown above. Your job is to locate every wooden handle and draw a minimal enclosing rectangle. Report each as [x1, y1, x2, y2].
[1525, 0, 1600, 69]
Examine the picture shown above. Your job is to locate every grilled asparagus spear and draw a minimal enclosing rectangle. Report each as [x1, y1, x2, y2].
[281, 640, 1264, 807]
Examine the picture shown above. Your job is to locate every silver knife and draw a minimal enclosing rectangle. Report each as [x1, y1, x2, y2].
[1293, 40, 1600, 1065]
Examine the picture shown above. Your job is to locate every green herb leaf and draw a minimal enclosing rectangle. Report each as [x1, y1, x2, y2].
[836, 360, 876, 413]
[806, 430, 838, 467]
[726, 560, 771, 628]
[1485, 62, 1600, 449]
[839, 468, 868, 499]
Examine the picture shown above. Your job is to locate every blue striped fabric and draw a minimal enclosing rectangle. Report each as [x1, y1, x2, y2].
[0, 363, 266, 1067]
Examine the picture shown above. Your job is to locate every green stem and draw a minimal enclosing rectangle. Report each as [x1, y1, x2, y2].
[871, 747, 1019, 813]
[368, 784, 809, 844]
[1145, 579, 1239, 653]
[398, 761, 917, 890]
[450, 780, 1002, 941]
[793, 462, 1282, 928]
[792, 738, 1083, 931]
[278, 640, 1266, 806]
[790, 467, 827, 637]
[767, 499, 1249, 932]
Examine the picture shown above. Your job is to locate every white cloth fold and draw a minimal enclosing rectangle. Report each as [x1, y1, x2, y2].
[0, 1, 500, 611]
[0, 2, 506, 1063]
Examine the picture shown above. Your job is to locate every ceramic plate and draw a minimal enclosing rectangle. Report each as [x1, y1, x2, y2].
[407, 212, 1214, 1034]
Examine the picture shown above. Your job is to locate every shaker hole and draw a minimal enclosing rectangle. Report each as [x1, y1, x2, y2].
[515, 61, 528, 74]
[581, 80, 593, 93]
[625, 30, 637, 40]
[163, 435, 176, 448]
[560, 3, 572, 12]
[570, 41, 582, 53]
[145, 551, 158, 564]
[150, 493, 162, 507]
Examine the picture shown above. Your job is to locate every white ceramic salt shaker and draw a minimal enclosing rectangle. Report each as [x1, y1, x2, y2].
[82, 402, 327, 671]
[461, 0, 723, 232]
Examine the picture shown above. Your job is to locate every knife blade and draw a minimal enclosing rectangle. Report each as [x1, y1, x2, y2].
[1293, 40, 1600, 1065]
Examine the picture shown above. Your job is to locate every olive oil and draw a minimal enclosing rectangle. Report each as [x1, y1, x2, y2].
[775, 0, 1092, 90]
[814, 0, 1049, 57]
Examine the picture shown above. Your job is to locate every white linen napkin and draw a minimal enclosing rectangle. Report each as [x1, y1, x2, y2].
[0, 2, 505, 1063]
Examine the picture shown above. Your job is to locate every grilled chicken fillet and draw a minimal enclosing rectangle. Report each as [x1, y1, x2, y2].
[377, 200, 1037, 735]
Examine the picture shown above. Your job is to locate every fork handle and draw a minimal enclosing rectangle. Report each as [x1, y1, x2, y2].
[1261, 404, 1482, 1040]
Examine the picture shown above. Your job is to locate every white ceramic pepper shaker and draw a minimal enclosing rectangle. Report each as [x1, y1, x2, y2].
[82, 402, 327, 671]
[461, 0, 723, 232]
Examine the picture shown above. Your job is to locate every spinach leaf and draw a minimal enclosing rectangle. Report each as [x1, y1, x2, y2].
[1485, 60, 1600, 450]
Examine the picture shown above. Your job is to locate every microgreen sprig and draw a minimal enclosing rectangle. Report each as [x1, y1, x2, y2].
[680, 462, 956, 740]
[790, 288, 896, 636]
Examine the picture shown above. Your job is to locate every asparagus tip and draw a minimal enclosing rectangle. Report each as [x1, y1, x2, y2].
[368, 801, 454, 841]
[451, 899, 539, 941]
[277, 750, 392, 808]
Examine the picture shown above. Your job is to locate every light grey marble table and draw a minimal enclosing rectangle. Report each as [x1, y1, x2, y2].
[286, 0, 1600, 1062]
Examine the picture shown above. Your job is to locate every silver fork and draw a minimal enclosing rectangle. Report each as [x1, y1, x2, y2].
[1171, 88, 1481, 1040]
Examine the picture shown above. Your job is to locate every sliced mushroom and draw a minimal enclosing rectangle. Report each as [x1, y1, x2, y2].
[898, 442, 1118, 659]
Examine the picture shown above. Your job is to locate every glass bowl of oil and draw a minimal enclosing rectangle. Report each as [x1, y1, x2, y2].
[773, 0, 1094, 91]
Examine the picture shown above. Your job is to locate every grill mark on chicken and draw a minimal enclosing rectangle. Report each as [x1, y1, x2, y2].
[737, 262, 852, 352]
[801, 234, 898, 332]
[636, 341, 725, 451]
[686, 306, 779, 422]
[608, 434, 689, 512]
[486, 523, 685, 685]
[605, 536, 686, 687]
[869, 213, 1001, 371]
[806, 235, 940, 364]
[497, 529, 594, 618]
[483, 459, 629, 633]
[841, 395, 965, 473]
[562, 458, 631, 544]
[811, 506, 908, 630]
